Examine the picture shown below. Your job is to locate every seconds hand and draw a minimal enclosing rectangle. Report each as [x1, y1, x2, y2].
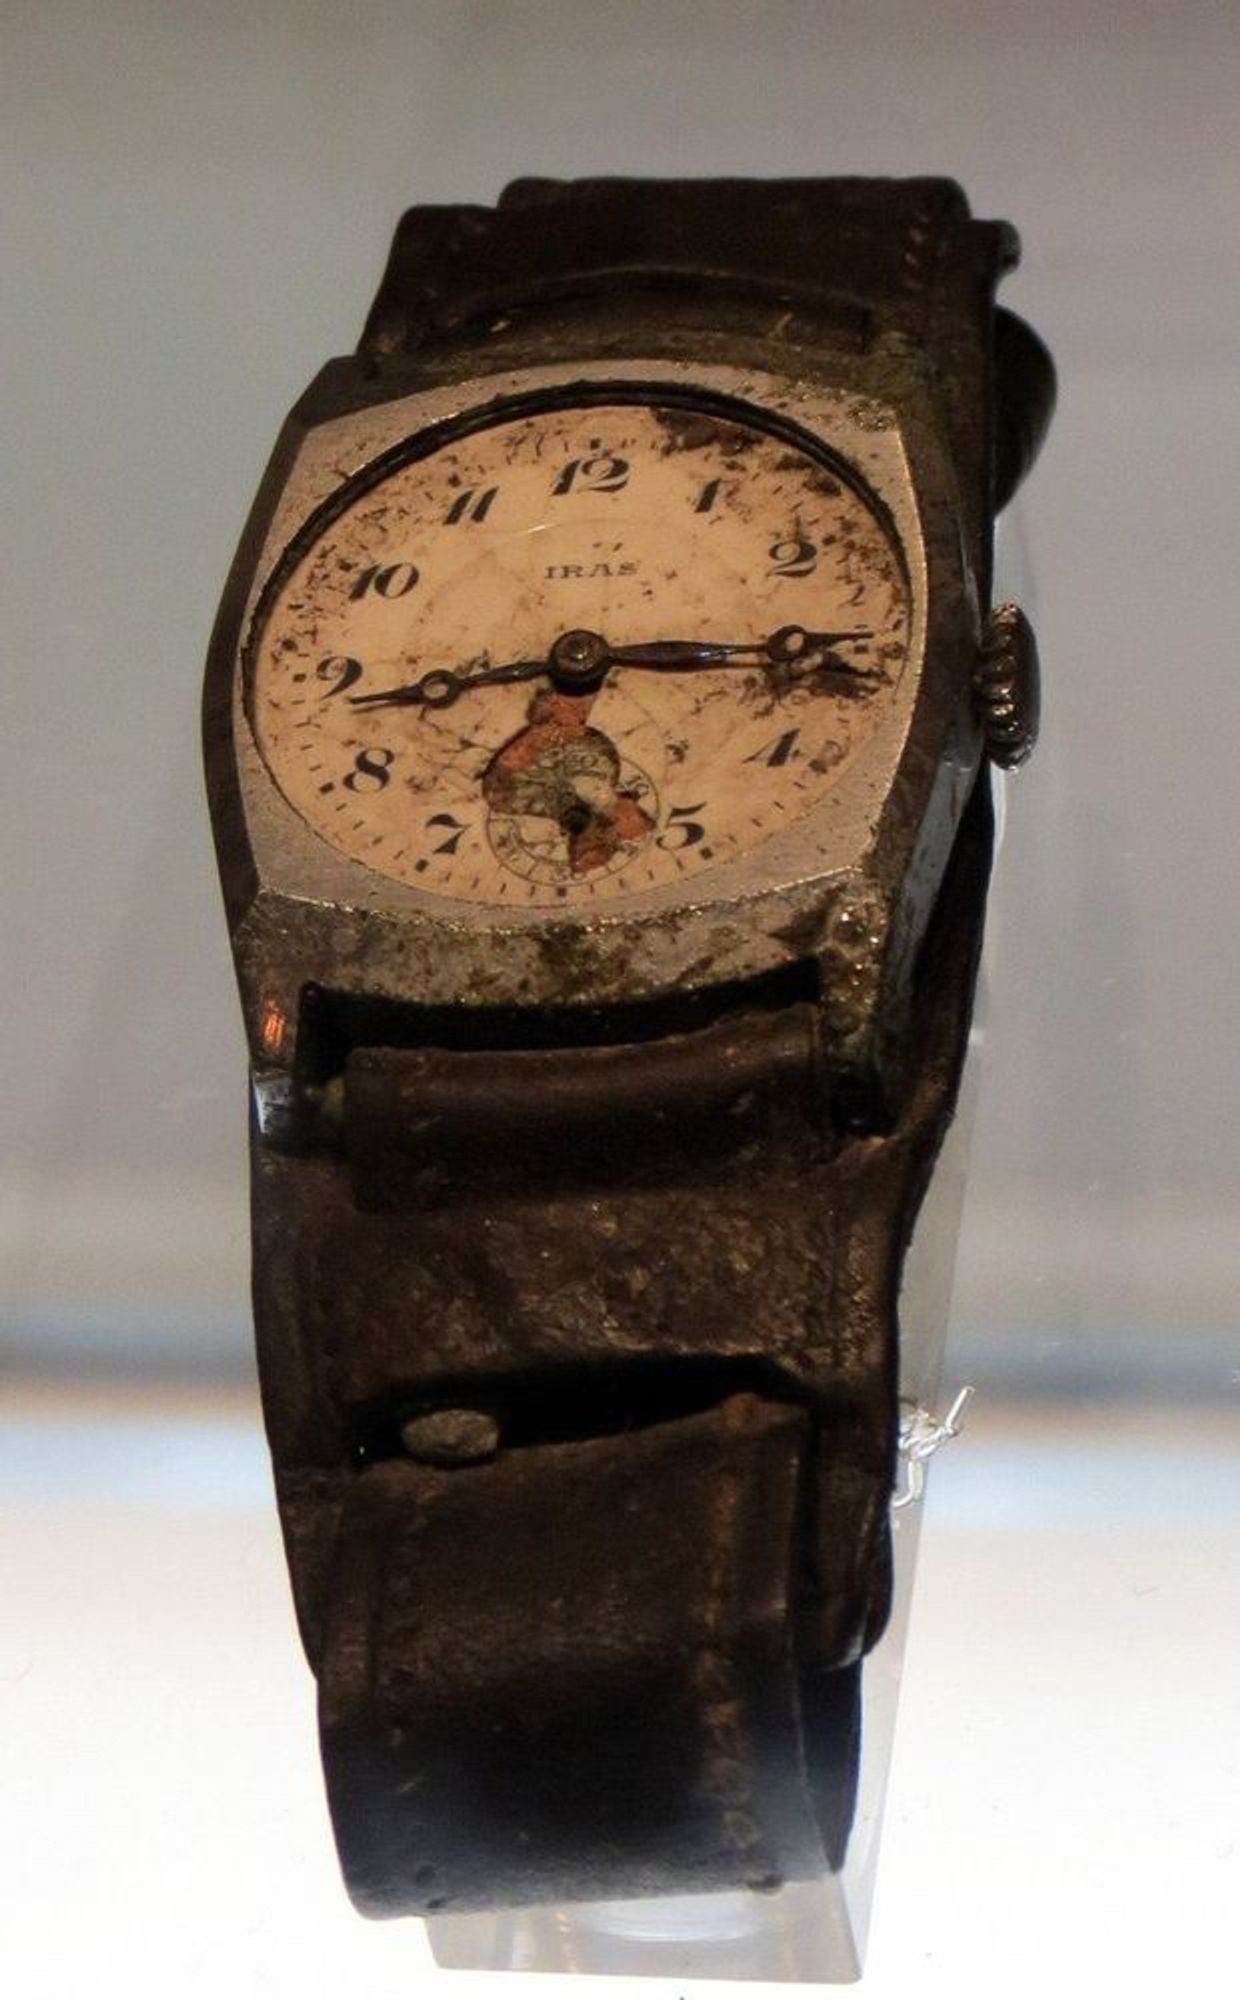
[348, 624, 877, 712]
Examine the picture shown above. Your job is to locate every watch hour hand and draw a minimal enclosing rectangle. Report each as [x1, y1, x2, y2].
[348, 657, 547, 711]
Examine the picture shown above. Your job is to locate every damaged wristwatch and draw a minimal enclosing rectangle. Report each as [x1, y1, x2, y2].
[204, 176, 1054, 1917]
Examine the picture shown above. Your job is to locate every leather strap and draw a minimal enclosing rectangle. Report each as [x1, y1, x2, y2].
[343, 1003, 826, 1205]
[362, 175, 1008, 358]
[248, 179, 1042, 1918]
[360, 176, 1055, 578]
[321, 1396, 844, 1913]
[251, 772, 994, 1915]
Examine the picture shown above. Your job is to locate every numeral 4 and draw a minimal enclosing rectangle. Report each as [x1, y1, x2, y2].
[744, 728, 801, 769]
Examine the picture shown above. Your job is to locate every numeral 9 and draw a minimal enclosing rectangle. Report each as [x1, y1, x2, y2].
[317, 655, 363, 697]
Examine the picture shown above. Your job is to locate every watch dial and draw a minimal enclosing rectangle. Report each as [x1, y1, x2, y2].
[247, 397, 911, 908]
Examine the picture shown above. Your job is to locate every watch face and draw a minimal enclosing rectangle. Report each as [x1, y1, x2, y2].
[246, 392, 911, 909]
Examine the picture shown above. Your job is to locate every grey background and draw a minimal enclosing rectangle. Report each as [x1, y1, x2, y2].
[3, 0, 1238, 1392]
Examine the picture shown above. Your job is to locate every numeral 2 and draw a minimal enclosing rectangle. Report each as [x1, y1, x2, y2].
[768, 536, 817, 577]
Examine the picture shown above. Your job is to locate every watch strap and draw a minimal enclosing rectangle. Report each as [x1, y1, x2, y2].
[321, 1393, 851, 1913]
[245, 175, 1030, 1919]
[362, 175, 1008, 352]
[360, 176, 1054, 569]
[251, 770, 994, 1916]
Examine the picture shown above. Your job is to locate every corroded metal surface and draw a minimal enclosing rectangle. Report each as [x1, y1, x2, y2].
[205, 345, 973, 1115]
[974, 600, 1041, 767]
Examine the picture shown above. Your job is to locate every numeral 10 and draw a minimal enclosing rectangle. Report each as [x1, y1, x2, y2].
[348, 560, 420, 601]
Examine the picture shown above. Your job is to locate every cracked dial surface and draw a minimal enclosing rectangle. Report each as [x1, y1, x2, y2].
[247, 396, 911, 909]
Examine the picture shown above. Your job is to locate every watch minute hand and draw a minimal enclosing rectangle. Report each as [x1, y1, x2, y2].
[606, 625, 876, 673]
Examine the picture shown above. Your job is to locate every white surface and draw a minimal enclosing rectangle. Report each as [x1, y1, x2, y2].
[2, 1386, 1236, 1997]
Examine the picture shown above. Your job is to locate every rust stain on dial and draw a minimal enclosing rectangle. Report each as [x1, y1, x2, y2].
[484, 689, 657, 878]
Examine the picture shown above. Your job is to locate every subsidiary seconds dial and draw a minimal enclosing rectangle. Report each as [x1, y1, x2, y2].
[247, 395, 911, 908]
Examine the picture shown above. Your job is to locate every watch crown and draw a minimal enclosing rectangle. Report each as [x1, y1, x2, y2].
[974, 602, 1040, 768]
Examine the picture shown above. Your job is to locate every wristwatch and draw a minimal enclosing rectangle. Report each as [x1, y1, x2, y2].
[204, 177, 1054, 1920]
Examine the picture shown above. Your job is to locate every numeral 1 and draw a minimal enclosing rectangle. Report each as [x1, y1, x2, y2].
[444, 485, 499, 525]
